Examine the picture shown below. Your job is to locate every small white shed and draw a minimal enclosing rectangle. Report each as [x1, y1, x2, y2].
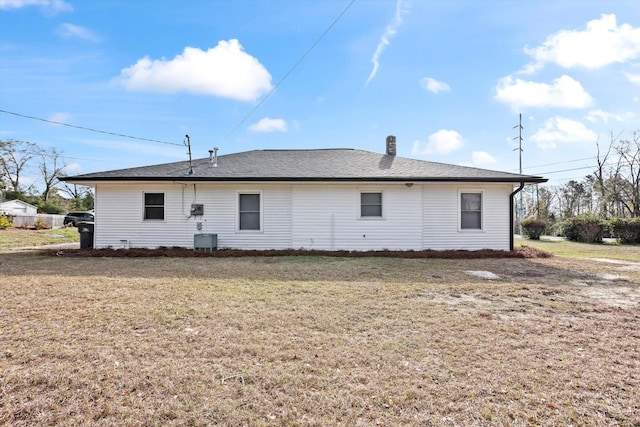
[0, 200, 37, 216]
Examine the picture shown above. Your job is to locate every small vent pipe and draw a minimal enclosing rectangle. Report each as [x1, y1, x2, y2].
[209, 147, 219, 167]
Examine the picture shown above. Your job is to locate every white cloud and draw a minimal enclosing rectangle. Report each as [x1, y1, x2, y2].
[62, 161, 82, 174]
[115, 39, 273, 102]
[0, 0, 72, 12]
[411, 130, 463, 155]
[420, 77, 450, 94]
[585, 109, 634, 123]
[55, 23, 100, 42]
[494, 75, 593, 111]
[530, 116, 597, 150]
[625, 71, 640, 85]
[471, 151, 496, 166]
[523, 14, 640, 73]
[48, 112, 72, 125]
[248, 117, 287, 133]
[365, 0, 409, 86]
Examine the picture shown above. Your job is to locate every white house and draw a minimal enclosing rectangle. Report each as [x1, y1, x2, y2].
[61, 136, 546, 251]
[0, 199, 37, 216]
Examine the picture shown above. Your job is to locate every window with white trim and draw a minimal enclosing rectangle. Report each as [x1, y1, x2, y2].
[361, 192, 382, 218]
[239, 193, 261, 230]
[144, 192, 165, 220]
[460, 192, 482, 229]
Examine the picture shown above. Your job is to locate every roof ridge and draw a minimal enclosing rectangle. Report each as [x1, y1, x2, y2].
[261, 148, 355, 152]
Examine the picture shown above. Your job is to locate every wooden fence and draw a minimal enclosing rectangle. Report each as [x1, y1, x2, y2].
[6, 214, 66, 229]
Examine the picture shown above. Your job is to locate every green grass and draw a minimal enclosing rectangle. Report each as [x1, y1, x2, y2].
[517, 236, 640, 262]
[0, 227, 79, 251]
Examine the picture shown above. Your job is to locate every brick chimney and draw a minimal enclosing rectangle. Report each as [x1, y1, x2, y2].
[386, 135, 396, 156]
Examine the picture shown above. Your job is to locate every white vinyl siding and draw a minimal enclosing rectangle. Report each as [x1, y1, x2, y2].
[292, 185, 421, 250]
[93, 184, 192, 248]
[90, 181, 513, 251]
[422, 184, 512, 251]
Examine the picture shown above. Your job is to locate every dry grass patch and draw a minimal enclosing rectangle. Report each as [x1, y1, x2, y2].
[1, 252, 639, 426]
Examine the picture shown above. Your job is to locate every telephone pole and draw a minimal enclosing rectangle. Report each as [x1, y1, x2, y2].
[513, 113, 524, 235]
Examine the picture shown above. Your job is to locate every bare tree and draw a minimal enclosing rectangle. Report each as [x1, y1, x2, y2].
[613, 132, 640, 217]
[59, 181, 93, 209]
[593, 132, 618, 218]
[38, 147, 68, 202]
[537, 186, 557, 220]
[0, 139, 38, 192]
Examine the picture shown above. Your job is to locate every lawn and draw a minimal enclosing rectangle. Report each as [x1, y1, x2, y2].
[0, 227, 79, 252]
[1, 237, 639, 425]
[517, 235, 640, 262]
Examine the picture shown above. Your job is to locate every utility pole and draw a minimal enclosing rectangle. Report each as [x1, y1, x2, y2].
[513, 113, 524, 235]
[184, 134, 193, 175]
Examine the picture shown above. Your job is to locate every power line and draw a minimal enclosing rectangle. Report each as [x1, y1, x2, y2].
[517, 156, 598, 172]
[61, 155, 114, 163]
[223, 0, 357, 141]
[0, 1, 356, 148]
[537, 165, 598, 175]
[0, 109, 182, 146]
[536, 159, 622, 176]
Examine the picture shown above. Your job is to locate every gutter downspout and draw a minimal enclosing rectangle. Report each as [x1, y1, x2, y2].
[510, 182, 525, 251]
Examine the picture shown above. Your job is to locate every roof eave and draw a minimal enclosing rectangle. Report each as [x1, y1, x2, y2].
[61, 176, 548, 184]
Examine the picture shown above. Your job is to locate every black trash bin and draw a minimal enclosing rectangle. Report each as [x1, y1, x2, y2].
[78, 221, 94, 249]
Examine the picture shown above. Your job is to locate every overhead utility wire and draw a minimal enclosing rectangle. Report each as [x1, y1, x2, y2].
[515, 156, 598, 173]
[0, 109, 182, 146]
[536, 160, 620, 176]
[222, 0, 357, 141]
[1, 1, 356, 148]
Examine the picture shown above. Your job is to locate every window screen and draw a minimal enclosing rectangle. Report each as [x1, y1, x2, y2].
[461, 192, 481, 229]
[144, 193, 164, 220]
[361, 192, 382, 217]
[239, 193, 260, 230]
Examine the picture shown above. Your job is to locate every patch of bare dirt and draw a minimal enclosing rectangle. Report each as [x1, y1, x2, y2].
[590, 258, 640, 272]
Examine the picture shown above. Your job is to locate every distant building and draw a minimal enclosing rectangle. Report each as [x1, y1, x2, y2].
[0, 199, 38, 216]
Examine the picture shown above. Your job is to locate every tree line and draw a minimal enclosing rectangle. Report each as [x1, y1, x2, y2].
[2, 132, 639, 220]
[520, 131, 639, 223]
[0, 139, 93, 214]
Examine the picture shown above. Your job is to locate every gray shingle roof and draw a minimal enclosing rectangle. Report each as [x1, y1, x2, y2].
[62, 148, 547, 183]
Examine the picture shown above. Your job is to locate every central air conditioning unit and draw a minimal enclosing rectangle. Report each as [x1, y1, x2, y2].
[191, 203, 204, 216]
[194, 233, 217, 251]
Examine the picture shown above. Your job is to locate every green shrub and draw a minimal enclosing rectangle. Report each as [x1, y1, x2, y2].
[521, 217, 547, 240]
[560, 216, 606, 243]
[34, 218, 50, 230]
[0, 215, 12, 230]
[609, 217, 640, 244]
[549, 221, 564, 237]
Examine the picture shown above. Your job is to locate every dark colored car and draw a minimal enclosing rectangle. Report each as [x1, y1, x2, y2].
[64, 211, 94, 227]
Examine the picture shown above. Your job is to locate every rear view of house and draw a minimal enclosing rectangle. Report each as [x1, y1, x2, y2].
[61, 136, 546, 251]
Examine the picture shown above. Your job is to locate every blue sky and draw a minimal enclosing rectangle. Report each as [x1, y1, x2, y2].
[1, 0, 639, 187]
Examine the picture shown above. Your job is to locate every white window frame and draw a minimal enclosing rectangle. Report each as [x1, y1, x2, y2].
[458, 189, 483, 231]
[359, 190, 384, 219]
[143, 191, 166, 221]
[237, 191, 263, 232]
